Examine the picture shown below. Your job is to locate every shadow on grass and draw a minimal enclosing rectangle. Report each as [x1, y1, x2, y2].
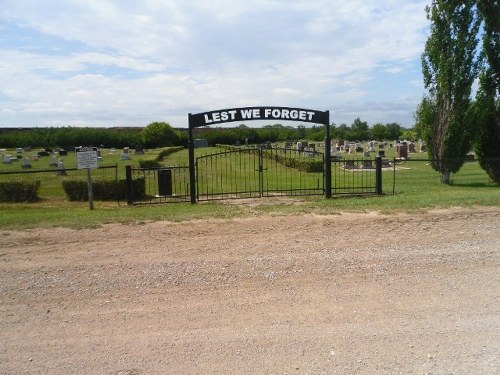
[450, 182, 500, 188]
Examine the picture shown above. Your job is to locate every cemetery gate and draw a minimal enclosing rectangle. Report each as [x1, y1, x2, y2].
[195, 146, 325, 201]
[124, 106, 385, 204]
[188, 106, 332, 204]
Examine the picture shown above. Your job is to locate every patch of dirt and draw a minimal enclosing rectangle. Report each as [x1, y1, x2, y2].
[1, 207, 499, 374]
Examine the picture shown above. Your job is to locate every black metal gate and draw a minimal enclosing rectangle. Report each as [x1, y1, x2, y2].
[196, 147, 324, 201]
[125, 150, 384, 205]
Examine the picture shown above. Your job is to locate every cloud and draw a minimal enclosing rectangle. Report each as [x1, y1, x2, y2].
[0, 0, 429, 127]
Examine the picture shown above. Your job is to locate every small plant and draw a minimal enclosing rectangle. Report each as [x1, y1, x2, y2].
[62, 177, 146, 201]
[0, 180, 41, 202]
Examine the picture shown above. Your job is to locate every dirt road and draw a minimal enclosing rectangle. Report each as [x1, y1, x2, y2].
[1, 207, 499, 374]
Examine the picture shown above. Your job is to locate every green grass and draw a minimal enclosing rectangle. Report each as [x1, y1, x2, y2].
[0, 145, 498, 230]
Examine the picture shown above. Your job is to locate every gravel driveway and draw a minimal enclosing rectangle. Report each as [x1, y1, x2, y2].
[1, 207, 499, 374]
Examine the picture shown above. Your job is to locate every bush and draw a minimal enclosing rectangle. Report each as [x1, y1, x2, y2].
[62, 178, 146, 201]
[137, 146, 185, 169]
[0, 180, 41, 202]
[139, 159, 161, 169]
[156, 146, 184, 161]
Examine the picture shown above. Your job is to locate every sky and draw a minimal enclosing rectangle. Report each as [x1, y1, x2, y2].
[0, 0, 430, 129]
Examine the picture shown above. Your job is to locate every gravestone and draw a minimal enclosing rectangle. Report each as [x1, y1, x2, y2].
[368, 141, 375, 152]
[49, 156, 59, 167]
[3, 155, 12, 164]
[396, 142, 408, 159]
[362, 160, 373, 169]
[57, 160, 66, 175]
[121, 147, 131, 160]
[378, 150, 386, 157]
[345, 160, 356, 169]
[135, 145, 145, 155]
[408, 142, 416, 153]
[22, 157, 31, 168]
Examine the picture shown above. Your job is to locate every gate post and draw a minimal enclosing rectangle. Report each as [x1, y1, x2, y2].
[376, 156, 383, 195]
[125, 165, 133, 205]
[188, 114, 197, 204]
[324, 110, 331, 198]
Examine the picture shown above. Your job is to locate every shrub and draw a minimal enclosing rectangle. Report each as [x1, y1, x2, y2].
[62, 177, 145, 201]
[139, 159, 161, 169]
[0, 180, 41, 202]
[137, 146, 184, 169]
[156, 146, 184, 161]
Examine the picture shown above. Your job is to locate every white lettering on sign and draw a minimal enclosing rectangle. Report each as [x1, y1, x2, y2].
[240, 108, 261, 119]
[197, 107, 322, 126]
[204, 110, 238, 124]
[263, 108, 315, 121]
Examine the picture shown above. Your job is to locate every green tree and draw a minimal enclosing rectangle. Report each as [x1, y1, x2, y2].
[474, 0, 500, 182]
[350, 118, 369, 140]
[385, 122, 402, 140]
[417, 0, 482, 184]
[371, 123, 387, 141]
[140, 122, 180, 148]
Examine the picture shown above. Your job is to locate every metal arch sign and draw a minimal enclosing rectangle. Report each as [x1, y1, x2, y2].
[189, 106, 329, 128]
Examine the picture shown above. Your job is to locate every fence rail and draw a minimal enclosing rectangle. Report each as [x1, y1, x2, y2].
[331, 158, 379, 195]
[127, 165, 191, 204]
[2, 156, 498, 204]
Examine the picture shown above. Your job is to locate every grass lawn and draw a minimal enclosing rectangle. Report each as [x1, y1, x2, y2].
[0, 145, 498, 229]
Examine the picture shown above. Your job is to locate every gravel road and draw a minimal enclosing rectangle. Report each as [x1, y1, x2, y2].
[1, 207, 499, 374]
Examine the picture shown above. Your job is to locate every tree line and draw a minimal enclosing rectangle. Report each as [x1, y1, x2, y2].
[0, 119, 409, 150]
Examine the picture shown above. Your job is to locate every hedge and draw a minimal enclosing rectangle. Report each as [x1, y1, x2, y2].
[0, 180, 41, 202]
[217, 144, 324, 173]
[62, 177, 145, 201]
[138, 146, 184, 169]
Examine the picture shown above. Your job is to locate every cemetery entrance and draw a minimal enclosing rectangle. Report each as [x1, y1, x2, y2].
[189, 106, 331, 203]
[195, 145, 325, 201]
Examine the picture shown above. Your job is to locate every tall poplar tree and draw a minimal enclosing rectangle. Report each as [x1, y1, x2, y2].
[473, 0, 500, 182]
[417, 0, 481, 184]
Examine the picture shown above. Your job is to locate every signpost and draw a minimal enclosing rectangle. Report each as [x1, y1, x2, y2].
[76, 147, 99, 210]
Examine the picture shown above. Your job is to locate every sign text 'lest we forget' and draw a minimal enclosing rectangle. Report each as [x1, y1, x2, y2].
[189, 106, 329, 128]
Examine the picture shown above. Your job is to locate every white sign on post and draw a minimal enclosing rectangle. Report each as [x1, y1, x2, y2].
[76, 147, 99, 170]
[76, 147, 98, 210]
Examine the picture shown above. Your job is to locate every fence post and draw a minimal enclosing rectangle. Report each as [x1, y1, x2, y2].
[125, 165, 133, 205]
[375, 156, 382, 195]
[324, 111, 331, 198]
[188, 115, 197, 204]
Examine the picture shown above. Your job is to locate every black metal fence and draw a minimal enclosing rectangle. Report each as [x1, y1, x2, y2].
[331, 158, 380, 195]
[194, 147, 325, 201]
[126, 165, 191, 204]
[2, 155, 498, 204]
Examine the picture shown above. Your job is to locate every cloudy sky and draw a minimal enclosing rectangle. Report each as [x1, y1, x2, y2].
[0, 0, 430, 128]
